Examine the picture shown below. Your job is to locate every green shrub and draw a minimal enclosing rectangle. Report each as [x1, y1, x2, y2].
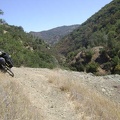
[85, 50, 93, 62]
[76, 63, 85, 71]
[103, 62, 112, 70]
[114, 64, 120, 74]
[86, 62, 99, 73]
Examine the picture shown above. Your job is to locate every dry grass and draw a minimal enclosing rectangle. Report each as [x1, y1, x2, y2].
[1, 68, 119, 120]
[0, 73, 43, 120]
[48, 70, 120, 120]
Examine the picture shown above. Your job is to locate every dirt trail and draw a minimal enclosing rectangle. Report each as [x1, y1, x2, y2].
[0, 67, 120, 120]
[12, 67, 80, 120]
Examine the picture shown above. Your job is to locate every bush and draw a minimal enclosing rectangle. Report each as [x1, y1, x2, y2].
[85, 50, 93, 62]
[103, 62, 112, 71]
[114, 64, 120, 74]
[86, 62, 99, 73]
[76, 63, 85, 71]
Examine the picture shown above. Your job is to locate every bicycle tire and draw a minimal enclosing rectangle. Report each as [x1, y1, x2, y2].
[6, 66, 14, 77]
[2, 65, 14, 77]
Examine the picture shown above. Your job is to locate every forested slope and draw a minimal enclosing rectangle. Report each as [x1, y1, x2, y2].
[0, 21, 56, 68]
[55, 0, 120, 75]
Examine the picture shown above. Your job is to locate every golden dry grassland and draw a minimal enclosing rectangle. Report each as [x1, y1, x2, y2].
[48, 69, 120, 120]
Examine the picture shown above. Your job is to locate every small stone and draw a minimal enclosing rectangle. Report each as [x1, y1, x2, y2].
[102, 88, 106, 92]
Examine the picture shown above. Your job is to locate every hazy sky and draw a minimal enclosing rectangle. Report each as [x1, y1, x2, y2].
[1, 0, 113, 32]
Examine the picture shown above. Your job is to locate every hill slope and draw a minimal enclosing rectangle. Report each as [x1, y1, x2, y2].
[55, 0, 120, 74]
[0, 24, 57, 68]
[30, 25, 79, 45]
[0, 67, 120, 120]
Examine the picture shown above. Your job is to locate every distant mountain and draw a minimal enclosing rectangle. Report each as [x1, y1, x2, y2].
[30, 25, 80, 45]
[55, 0, 120, 75]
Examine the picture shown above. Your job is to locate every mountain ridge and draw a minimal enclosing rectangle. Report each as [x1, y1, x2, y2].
[30, 24, 80, 45]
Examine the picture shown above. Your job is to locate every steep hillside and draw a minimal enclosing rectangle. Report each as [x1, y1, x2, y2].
[55, 0, 120, 75]
[30, 25, 79, 45]
[0, 67, 120, 120]
[0, 23, 57, 69]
